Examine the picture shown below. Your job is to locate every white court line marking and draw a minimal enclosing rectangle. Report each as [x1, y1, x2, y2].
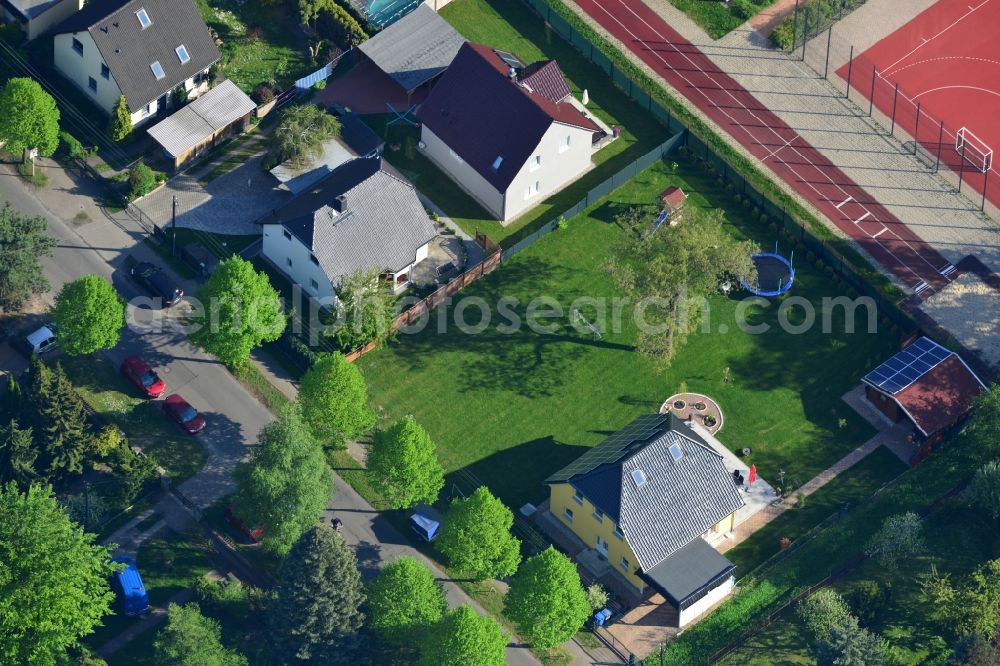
[835, 196, 853, 209]
[591, 0, 946, 290]
[872, 227, 889, 238]
[853, 211, 872, 224]
[881, 0, 994, 73]
[764, 135, 796, 160]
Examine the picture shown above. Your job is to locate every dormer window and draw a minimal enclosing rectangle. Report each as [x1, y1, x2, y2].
[150, 61, 165, 80]
[491, 155, 503, 172]
[136, 8, 151, 29]
[175, 45, 190, 64]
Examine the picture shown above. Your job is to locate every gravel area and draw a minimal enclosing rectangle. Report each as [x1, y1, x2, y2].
[919, 272, 1000, 368]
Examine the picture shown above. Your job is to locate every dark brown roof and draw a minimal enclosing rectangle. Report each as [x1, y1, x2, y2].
[519, 60, 571, 103]
[418, 42, 599, 192]
[894, 355, 986, 436]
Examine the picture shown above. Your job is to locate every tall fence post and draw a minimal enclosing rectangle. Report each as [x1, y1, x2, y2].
[800, 7, 809, 61]
[845, 45, 853, 98]
[868, 64, 876, 116]
[982, 169, 988, 212]
[791, 0, 800, 52]
[889, 82, 899, 135]
[823, 28, 832, 79]
[913, 102, 921, 155]
[958, 143, 966, 193]
[935, 120, 945, 172]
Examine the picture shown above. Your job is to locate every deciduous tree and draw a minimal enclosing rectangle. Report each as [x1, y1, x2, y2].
[269, 525, 365, 664]
[153, 602, 247, 666]
[504, 547, 591, 649]
[368, 556, 447, 647]
[268, 103, 340, 171]
[418, 605, 507, 666]
[298, 352, 374, 448]
[0, 482, 117, 666]
[367, 416, 444, 509]
[919, 559, 1000, 639]
[109, 96, 132, 142]
[0, 201, 57, 312]
[967, 460, 1000, 520]
[53, 275, 126, 355]
[865, 512, 924, 569]
[190, 256, 285, 366]
[0, 78, 60, 157]
[233, 403, 332, 556]
[605, 206, 756, 365]
[330, 268, 396, 352]
[436, 486, 521, 582]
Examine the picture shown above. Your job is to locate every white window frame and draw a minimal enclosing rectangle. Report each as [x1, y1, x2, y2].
[150, 61, 165, 80]
[282, 229, 292, 241]
[559, 134, 571, 153]
[136, 8, 152, 29]
[614, 526, 624, 541]
[529, 154, 541, 171]
[592, 509, 604, 523]
[175, 45, 190, 65]
[563, 507, 573, 523]
[524, 180, 540, 200]
[620, 556, 629, 572]
[572, 489, 584, 506]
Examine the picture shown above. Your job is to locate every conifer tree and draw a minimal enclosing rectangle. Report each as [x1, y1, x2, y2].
[0, 418, 37, 487]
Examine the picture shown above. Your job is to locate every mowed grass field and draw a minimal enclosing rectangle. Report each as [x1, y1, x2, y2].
[357, 156, 900, 507]
[367, 0, 673, 244]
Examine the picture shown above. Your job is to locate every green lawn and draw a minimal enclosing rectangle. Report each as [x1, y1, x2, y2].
[366, 0, 673, 244]
[356, 156, 899, 508]
[720, 505, 998, 665]
[195, 0, 313, 92]
[726, 446, 907, 575]
[668, 0, 778, 39]
[60, 356, 207, 483]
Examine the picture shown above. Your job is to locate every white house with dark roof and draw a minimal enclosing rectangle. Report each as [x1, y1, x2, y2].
[546, 413, 745, 627]
[1, 0, 83, 41]
[258, 157, 437, 302]
[418, 42, 604, 223]
[52, 0, 219, 127]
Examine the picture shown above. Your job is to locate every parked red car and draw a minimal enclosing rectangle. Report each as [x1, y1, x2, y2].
[161, 394, 206, 434]
[224, 506, 264, 542]
[120, 355, 166, 398]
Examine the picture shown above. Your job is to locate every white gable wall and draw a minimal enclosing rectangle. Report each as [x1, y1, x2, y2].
[4, 0, 84, 40]
[262, 224, 337, 304]
[54, 31, 121, 114]
[419, 124, 505, 220]
[502, 121, 593, 222]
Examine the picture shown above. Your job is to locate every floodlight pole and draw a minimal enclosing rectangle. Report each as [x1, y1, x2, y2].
[913, 102, 921, 155]
[868, 65, 876, 116]
[823, 28, 832, 79]
[845, 45, 853, 98]
[889, 83, 899, 135]
[934, 121, 944, 172]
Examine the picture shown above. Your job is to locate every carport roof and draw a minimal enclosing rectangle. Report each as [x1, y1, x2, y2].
[357, 3, 465, 92]
[147, 80, 255, 158]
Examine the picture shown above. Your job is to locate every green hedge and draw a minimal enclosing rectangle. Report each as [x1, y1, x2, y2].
[541, 0, 902, 302]
[770, 0, 867, 50]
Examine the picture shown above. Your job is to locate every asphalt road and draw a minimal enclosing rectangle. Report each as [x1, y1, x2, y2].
[0, 167, 271, 508]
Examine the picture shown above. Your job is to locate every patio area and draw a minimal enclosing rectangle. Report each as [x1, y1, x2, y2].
[410, 234, 466, 287]
[316, 59, 430, 115]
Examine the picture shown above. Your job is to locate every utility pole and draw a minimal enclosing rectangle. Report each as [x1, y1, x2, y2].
[171, 195, 178, 256]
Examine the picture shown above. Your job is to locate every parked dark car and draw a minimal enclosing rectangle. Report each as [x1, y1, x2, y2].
[131, 262, 184, 306]
[162, 393, 206, 434]
[120, 355, 166, 398]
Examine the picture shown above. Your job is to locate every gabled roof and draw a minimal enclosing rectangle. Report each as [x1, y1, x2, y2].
[258, 157, 436, 283]
[659, 186, 687, 210]
[147, 79, 254, 158]
[54, 0, 220, 110]
[548, 413, 745, 572]
[4, 0, 65, 21]
[863, 336, 986, 436]
[418, 42, 599, 192]
[519, 60, 571, 103]
[357, 3, 465, 93]
[640, 537, 735, 608]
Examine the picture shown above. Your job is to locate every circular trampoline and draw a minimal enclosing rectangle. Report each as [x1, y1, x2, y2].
[741, 252, 794, 297]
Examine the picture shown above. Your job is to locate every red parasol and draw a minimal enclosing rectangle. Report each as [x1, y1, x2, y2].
[748, 464, 757, 485]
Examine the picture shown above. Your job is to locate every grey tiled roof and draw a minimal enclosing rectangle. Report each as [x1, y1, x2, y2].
[357, 3, 465, 92]
[259, 157, 437, 284]
[5, 0, 62, 21]
[640, 537, 735, 607]
[548, 413, 745, 572]
[147, 79, 254, 157]
[54, 0, 220, 110]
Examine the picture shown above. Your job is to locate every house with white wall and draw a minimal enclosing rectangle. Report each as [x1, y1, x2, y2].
[52, 0, 219, 128]
[418, 42, 603, 223]
[259, 157, 437, 303]
[1, 0, 83, 41]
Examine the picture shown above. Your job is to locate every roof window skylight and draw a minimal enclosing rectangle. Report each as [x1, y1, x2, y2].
[668, 442, 683, 462]
[136, 8, 151, 29]
[176, 45, 190, 64]
[491, 155, 503, 172]
[630, 469, 647, 488]
[150, 61, 165, 80]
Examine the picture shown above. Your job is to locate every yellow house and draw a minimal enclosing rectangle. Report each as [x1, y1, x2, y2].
[546, 413, 744, 627]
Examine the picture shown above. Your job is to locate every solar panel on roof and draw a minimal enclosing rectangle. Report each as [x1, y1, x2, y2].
[863, 337, 953, 395]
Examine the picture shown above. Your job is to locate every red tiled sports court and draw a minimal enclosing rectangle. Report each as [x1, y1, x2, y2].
[837, 0, 1000, 210]
[572, 0, 958, 296]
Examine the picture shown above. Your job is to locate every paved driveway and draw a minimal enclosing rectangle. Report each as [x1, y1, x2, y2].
[139, 155, 291, 235]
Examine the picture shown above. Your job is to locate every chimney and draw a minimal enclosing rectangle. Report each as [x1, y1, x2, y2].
[333, 195, 347, 213]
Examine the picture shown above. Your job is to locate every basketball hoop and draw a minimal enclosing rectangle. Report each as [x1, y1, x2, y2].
[956, 127, 993, 173]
